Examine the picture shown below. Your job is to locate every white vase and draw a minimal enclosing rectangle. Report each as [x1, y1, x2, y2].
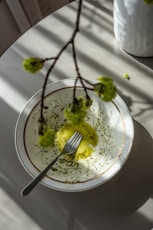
[113, 0, 153, 57]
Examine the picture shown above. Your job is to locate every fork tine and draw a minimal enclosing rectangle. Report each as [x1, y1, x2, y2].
[66, 132, 83, 155]
[69, 132, 82, 147]
[66, 131, 79, 144]
[70, 133, 83, 148]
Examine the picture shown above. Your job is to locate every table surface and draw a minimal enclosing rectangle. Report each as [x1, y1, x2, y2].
[0, 1, 153, 229]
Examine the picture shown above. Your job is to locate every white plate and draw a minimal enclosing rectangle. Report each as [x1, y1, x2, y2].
[15, 79, 134, 192]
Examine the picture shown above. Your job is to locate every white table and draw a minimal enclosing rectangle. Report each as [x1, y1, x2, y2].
[0, 1, 153, 229]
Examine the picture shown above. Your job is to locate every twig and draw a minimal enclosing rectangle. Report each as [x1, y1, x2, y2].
[39, 0, 83, 123]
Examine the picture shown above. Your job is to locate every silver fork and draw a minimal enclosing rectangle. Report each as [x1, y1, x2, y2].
[21, 131, 83, 196]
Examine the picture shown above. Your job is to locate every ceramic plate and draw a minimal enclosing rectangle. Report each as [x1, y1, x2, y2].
[15, 79, 134, 192]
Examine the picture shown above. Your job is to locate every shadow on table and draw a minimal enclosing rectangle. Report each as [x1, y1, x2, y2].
[48, 119, 153, 229]
[130, 56, 153, 71]
[0, 97, 153, 230]
[118, 92, 153, 120]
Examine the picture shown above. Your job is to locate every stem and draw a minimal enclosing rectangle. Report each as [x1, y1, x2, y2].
[73, 76, 79, 103]
[39, 0, 83, 123]
[71, 29, 90, 101]
[81, 77, 95, 87]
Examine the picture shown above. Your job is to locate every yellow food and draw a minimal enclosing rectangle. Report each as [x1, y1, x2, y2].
[55, 122, 98, 160]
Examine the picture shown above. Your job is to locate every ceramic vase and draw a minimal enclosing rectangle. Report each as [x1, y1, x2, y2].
[113, 0, 153, 57]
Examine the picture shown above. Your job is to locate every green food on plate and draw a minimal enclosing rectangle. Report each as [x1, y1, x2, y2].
[55, 121, 98, 160]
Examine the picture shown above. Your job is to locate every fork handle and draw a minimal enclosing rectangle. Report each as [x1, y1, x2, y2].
[21, 154, 61, 196]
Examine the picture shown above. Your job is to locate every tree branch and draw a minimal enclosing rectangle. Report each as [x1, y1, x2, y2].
[39, 0, 83, 123]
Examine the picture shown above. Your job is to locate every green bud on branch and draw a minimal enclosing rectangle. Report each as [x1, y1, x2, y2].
[23, 57, 44, 73]
[38, 125, 55, 147]
[64, 96, 90, 124]
[94, 77, 117, 102]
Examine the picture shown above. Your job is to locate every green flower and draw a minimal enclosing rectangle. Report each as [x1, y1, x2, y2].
[23, 57, 44, 73]
[94, 76, 117, 102]
[64, 96, 90, 124]
[123, 73, 130, 80]
[38, 126, 55, 147]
